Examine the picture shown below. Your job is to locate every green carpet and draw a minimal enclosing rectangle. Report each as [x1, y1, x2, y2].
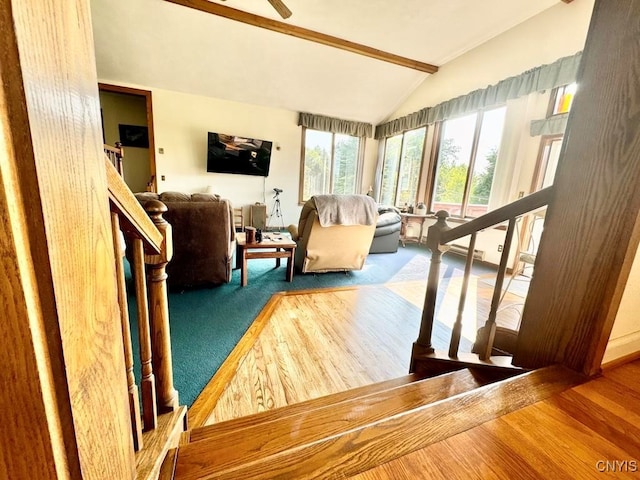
[126, 245, 496, 407]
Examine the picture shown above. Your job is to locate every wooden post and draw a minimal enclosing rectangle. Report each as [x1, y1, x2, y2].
[132, 237, 158, 430]
[411, 211, 450, 370]
[514, 0, 640, 375]
[144, 200, 179, 412]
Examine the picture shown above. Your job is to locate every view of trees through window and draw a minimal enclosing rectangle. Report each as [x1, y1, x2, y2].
[379, 127, 426, 206]
[432, 106, 506, 217]
[302, 129, 360, 200]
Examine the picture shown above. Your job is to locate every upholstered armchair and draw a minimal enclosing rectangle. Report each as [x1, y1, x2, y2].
[288, 194, 377, 273]
[134, 191, 235, 289]
[369, 205, 402, 253]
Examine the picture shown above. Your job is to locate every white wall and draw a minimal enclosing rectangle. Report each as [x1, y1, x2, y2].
[392, 0, 594, 120]
[603, 249, 640, 365]
[100, 86, 379, 228]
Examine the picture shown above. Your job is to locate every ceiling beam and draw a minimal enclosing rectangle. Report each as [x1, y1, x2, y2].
[164, 0, 439, 74]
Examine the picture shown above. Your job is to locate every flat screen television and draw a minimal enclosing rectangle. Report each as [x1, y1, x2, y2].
[207, 132, 272, 177]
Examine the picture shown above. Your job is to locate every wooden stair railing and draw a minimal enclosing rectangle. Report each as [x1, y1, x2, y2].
[412, 187, 554, 372]
[106, 158, 185, 479]
[105, 142, 124, 176]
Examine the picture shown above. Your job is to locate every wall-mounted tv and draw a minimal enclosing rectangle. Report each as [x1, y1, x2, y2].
[207, 132, 272, 177]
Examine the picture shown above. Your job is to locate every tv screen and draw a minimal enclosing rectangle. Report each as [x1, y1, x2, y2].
[207, 132, 272, 177]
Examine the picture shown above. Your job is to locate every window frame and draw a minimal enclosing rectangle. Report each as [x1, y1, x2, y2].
[298, 127, 365, 204]
[378, 126, 428, 207]
[548, 82, 577, 117]
[428, 105, 506, 219]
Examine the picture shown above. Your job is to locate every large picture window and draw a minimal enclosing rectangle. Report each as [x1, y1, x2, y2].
[431, 106, 506, 217]
[300, 128, 362, 202]
[379, 127, 426, 207]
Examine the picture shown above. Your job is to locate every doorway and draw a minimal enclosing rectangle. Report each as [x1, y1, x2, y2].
[99, 83, 157, 193]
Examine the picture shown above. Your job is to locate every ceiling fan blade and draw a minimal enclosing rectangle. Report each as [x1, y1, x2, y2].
[267, 0, 292, 19]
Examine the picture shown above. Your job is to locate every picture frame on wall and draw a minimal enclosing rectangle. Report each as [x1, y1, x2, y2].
[118, 124, 149, 148]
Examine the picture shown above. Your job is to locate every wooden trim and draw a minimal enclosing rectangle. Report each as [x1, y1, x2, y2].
[188, 292, 285, 428]
[425, 121, 442, 210]
[415, 125, 431, 205]
[99, 83, 158, 192]
[298, 127, 307, 204]
[601, 350, 640, 371]
[163, 0, 439, 74]
[440, 186, 553, 244]
[530, 134, 564, 193]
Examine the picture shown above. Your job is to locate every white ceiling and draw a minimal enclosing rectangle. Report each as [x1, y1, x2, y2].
[91, 0, 561, 124]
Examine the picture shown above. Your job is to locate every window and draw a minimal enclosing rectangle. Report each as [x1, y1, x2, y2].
[300, 128, 362, 201]
[379, 127, 426, 206]
[550, 82, 577, 115]
[431, 106, 506, 217]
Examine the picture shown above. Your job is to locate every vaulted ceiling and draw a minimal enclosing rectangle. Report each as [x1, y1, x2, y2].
[91, 0, 563, 124]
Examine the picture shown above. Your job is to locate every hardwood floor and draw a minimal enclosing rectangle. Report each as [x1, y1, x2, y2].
[182, 272, 640, 479]
[352, 360, 640, 479]
[191, 274, 526, 426]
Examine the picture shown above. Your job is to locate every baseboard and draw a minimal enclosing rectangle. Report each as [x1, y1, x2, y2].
[601, 330, 640, 369]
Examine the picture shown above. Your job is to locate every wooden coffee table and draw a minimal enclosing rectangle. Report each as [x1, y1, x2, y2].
[235, 232, 296, 286]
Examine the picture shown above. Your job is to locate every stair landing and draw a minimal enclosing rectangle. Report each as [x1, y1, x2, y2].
[353, 360, 640, 479]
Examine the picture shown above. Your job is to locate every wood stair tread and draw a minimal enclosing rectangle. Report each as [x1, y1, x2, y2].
[190, 373, 425, 442]
[188, 369, 487, 452]
[174, 366, 584, 480]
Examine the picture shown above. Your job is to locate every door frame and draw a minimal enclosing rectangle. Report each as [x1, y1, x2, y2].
[98, 82, 157, 192]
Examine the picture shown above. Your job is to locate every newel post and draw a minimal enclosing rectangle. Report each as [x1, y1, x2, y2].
[144, 200, 179, 412]
[411, 211, 450, 370]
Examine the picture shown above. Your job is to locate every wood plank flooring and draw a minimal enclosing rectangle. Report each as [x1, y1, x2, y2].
[351, 360, 640, 479]
[191, 274, 527, 427]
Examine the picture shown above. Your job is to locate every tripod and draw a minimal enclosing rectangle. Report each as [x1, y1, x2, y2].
[267, 190, 285, 231]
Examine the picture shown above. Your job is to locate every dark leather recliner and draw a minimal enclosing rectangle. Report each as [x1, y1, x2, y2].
[369, 206, 402, 254]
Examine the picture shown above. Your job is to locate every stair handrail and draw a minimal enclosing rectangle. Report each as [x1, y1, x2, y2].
[106, 157, 180, 455]
[411, 186, 554, 370]
[106, 158, 162, 254]
[441, 187, 553, 244]
[104, 142, 124, 176]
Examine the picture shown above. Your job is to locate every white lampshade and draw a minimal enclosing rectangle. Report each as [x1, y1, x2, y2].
[206, 185, 216, 194]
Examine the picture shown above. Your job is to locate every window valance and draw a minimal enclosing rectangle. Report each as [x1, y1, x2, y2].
[298, 112, 373, 138]
[375, 52, 582, 139]
[530, 113, 570, 136]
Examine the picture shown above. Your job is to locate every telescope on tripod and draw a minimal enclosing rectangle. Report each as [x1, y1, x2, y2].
[267, 188, 285, 231]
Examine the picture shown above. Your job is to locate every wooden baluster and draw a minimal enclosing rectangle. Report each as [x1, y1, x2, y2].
[449, 232, 477, 358]
[411, 210, 450, 371]
[478, 217, 517, 361]
[132, 237, 158, 430]
[144, 200, 179, 412]
[110, 213, 144, 451]
[115, 141, 124, 177]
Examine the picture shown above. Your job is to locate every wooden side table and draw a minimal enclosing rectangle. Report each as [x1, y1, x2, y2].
[235, 232, 296, 286]
[400, 213, 432, 246]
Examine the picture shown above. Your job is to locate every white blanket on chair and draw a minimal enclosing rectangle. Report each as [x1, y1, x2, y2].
[313, 194, 377, 227]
